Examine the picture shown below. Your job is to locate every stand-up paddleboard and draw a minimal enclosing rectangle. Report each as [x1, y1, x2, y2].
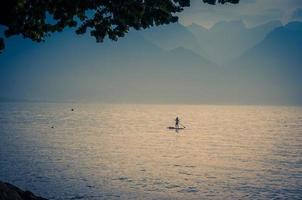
[167, 126, 185, 130]
[169, 118, 186, 130]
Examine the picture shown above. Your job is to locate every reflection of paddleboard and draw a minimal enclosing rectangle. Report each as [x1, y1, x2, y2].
[167, 127, 185, 130]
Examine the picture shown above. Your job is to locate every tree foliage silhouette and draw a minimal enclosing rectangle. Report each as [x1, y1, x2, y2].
[0, 0, 239, 53]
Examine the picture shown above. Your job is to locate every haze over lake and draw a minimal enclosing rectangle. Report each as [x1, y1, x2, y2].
[1, 103, 301, 200]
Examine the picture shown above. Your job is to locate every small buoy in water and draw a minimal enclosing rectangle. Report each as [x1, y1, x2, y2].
[71, 108, 74, 111]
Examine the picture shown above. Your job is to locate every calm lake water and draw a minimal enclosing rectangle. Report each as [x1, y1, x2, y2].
[0, 103, 301, 200]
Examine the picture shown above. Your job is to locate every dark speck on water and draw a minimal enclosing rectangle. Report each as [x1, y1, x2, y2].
[179, 187, 199, 193]
[70, 195, 85, 200]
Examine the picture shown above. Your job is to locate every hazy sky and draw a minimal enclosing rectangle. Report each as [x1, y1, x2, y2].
[179, 0, 302, 27]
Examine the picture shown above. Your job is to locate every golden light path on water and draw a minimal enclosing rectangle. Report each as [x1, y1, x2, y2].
[0, 103, 301, 199]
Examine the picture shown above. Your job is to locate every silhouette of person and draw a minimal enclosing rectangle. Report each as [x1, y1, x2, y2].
[175, 117, 180, 128]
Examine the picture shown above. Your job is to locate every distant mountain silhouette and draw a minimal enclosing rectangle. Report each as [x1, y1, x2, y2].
[231, 21, 302, 105]
[187, 20, 282, 64]
[235, 22, 302, 65]
[1, 21, 301, 105]
[141, 23, 209, 59]
[0, 29, 218, 103]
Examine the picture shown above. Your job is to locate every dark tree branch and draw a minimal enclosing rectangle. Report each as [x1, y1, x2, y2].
[0, 0, 240, 53]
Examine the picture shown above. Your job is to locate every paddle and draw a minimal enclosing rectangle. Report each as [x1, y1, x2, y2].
[179, 123, 186, 128]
